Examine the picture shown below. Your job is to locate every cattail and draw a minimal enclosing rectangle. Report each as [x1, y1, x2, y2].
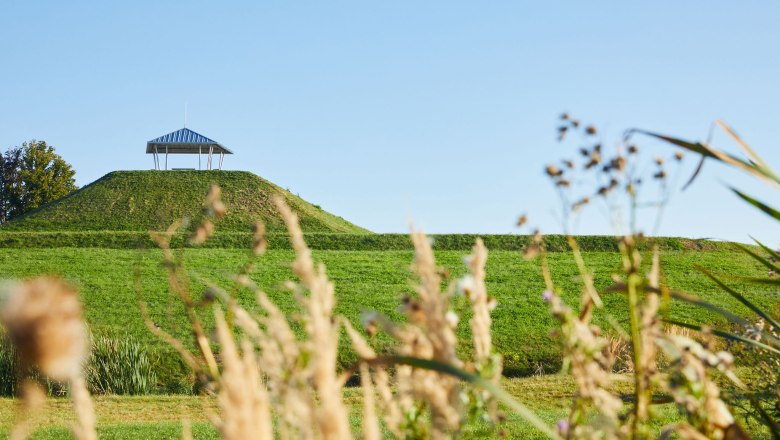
[516, 214, 528, 227]
[674, 151, 684, 161]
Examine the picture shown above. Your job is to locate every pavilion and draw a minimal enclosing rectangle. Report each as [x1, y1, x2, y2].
[147, 128, 233, 170]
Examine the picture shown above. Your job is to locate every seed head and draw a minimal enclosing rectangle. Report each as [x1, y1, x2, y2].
[545, 165, 563, 177]
[1, 277, 88, 381]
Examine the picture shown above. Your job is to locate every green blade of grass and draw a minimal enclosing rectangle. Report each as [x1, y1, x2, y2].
[664, 319, 780, 356]
[733, 242, 780, 273]
[750, 236, 780, 260]
[695, 265, 780, 331]
[731, 188, 780, 222]
[629, 129, 780, 186]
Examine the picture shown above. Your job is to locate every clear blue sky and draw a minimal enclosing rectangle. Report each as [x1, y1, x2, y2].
[2, 2, 778, 243]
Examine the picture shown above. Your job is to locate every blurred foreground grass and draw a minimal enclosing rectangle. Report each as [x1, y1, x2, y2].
[0, 375, 771, 439]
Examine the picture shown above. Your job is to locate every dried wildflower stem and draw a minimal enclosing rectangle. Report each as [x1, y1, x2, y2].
[137, 299, 201, 373]
[360, 363, 381, 440]
[566, 236, 603, 312]
[149, 230, 219, 379]
[620, 238, 653, 436]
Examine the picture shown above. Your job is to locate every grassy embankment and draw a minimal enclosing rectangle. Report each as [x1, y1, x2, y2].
[0, 240, 774, 391]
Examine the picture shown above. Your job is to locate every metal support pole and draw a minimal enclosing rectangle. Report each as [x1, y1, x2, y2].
[154, 146, 159, 170]
[199, 145, 201, 170]
[165, 146, 168, 170]
[219, 152, 224, 170]
[208, 146, 213, 170]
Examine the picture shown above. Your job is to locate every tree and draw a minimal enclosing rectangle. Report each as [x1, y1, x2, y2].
[0, 140, 77, 223]
[0, 146, 23, 223]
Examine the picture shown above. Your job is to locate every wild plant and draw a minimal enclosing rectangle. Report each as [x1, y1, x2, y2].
[629, 121, 780, 436]
[522, 116, 752, 439]
[0, 277, 96, 440]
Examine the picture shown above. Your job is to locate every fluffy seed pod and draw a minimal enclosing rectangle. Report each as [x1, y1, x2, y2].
[1, 277, 88, 381]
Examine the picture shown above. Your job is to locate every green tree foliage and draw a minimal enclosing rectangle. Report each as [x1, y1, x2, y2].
[0, 147, 23, 223]
[0, 140, 77, 223]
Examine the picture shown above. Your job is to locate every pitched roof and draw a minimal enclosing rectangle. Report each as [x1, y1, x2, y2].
[146, 128, 232, 154]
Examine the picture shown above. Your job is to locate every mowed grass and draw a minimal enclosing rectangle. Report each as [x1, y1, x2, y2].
[5, 375, 767, 439]
[0, 246, 776, 389]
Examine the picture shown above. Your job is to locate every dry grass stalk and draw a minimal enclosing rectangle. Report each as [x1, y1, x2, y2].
[360, 363, 381, 440]
[402, 229, 462, 438]
[460, 239, 502, 423]
[274, 196, 351, 439]
[8, 380, 45, 440]
[181, 419, 193, 440]
[213, 309, 272, 440]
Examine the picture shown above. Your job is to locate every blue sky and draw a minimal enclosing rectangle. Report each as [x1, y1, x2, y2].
[1, 2, 779, 243]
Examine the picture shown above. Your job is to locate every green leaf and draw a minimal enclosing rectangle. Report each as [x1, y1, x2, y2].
[696, 265, 780, 332]
[731, 188, 780, 221]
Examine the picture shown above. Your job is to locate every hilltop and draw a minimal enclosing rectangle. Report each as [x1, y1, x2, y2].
[0, 170, 369, 233]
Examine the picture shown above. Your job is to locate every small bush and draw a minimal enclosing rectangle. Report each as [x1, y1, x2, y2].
[85, 335, 157, 395]
[0, 336, 18, 396]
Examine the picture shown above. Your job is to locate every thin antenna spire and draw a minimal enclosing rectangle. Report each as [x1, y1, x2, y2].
[184, 102, 187, 128]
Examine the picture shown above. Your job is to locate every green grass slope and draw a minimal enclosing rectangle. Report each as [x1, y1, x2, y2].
[0, 170, 368, 233]
[0, 246, 775, 391]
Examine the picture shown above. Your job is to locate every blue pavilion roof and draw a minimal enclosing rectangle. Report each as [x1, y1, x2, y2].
[146, 128, 232, 154]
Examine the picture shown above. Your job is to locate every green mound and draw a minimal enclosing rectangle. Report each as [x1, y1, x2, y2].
[1, 170, 369, 233]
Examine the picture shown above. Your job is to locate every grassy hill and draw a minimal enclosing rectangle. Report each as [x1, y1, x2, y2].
[0, 170, 368, 233]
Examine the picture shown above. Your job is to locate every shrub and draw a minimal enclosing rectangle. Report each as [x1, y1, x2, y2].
[86, 335, 157, 395]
